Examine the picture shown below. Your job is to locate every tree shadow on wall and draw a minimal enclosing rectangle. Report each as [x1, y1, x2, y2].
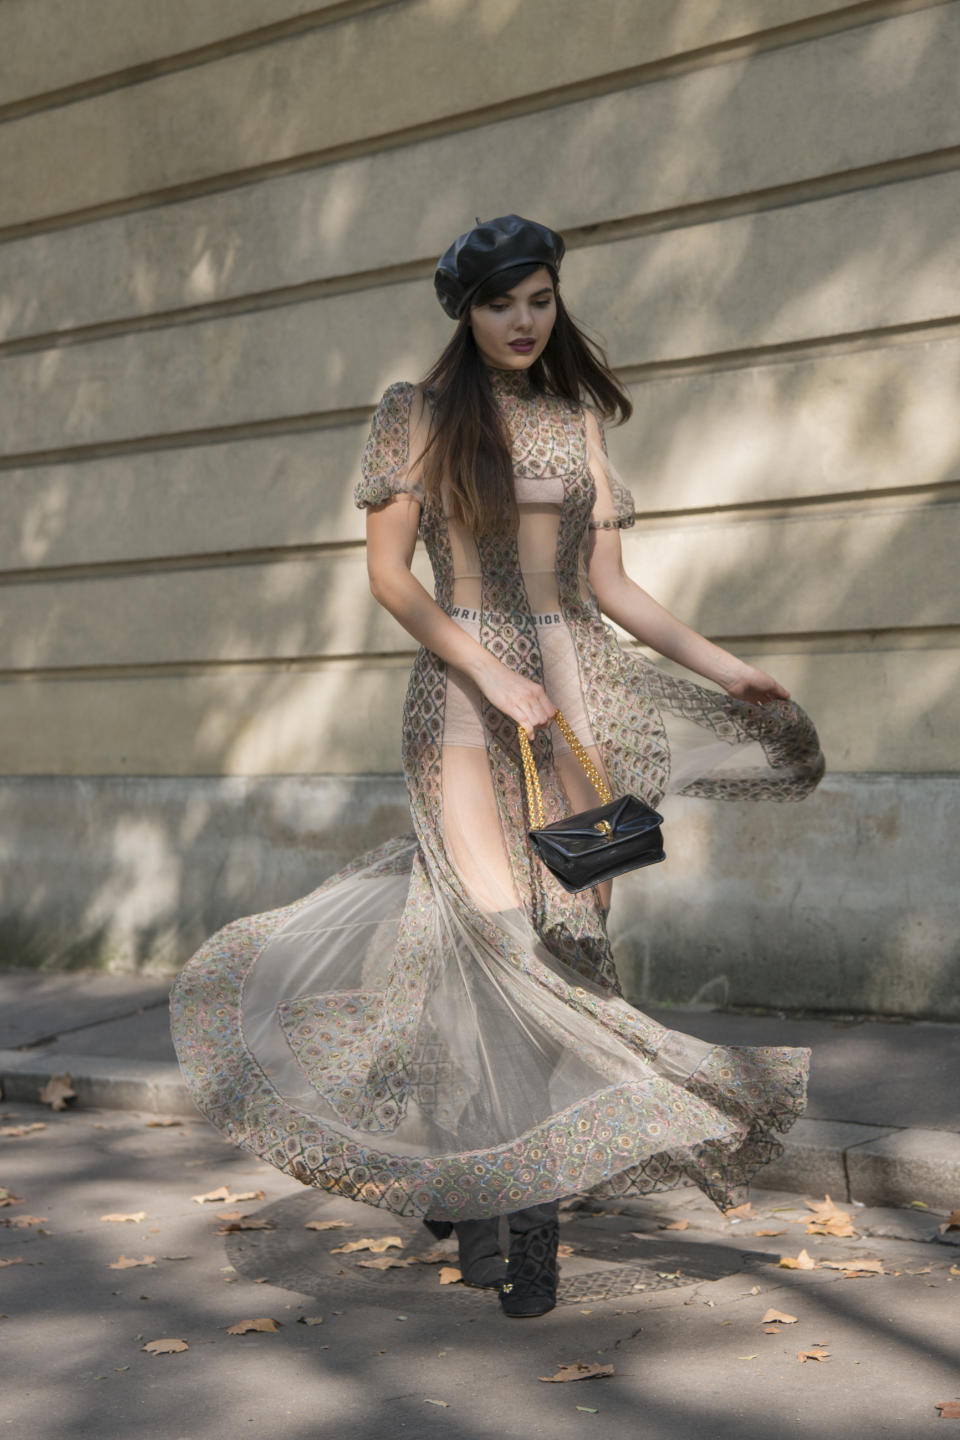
[1, 1, 957, 1014]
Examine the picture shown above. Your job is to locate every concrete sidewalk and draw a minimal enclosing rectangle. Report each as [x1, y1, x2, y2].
[1, 968, 958, 1210]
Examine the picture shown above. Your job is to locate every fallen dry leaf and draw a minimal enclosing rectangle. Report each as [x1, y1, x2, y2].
[297, 1316, 324, 1326]
[357, 1256, 416, 1270]
[950, 1265, 960, 1278]
[797, 1347, 831, 1364]
[934, 1401, 960, 1419]
[1, 1123, 46, 1138]
[215, 1210, 245, 1222]
[763, 1327, 783, 1334]
[662, 1219, 690, 1231]
[761, 1309, 798, 1325]
[738, 1355, 759, 1361]
[7, 1215, 47, 1229]
[438, 1267, 462, 1285]
[0, 1257, 24, 1268]
[755, 1229, 787, 1237]
[330, 1236, 403, 1255]
[539, 1361, 614, 1383]
[215, 1218, 274, 1234]
[192, 1186, 264, 1205]
[226, 1318, 283, 1335]
[192, 1186, 231, 1205]
[806, 1217, 857, 1239]
[141, 1338, 188, 1355]
[819, 1257, 885, 1275]
[938, 1210, 960, 1234]
[412, 1248, 453, 1265]
[804, 1195, 857, 1238]
[904, 1265, 933, 1276]
[0, 1190, 23, 1208]
[100, 1212, 146, 1224]
[557, 1243, 576, 1258]
[779, 1249, 815, 1270]
[39, 1074, 76, 1111]
[108, 1254, 156, 1270]
[724, 1203, 755, 1220]
[145, 1118, 182, 1128]
[304, 1219, 352, 1232]
[424, 1399, 449, 1408]
[805, 1194, 845, 1220]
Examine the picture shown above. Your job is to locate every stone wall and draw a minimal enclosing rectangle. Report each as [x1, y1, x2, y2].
[1, 0, 958, 1014]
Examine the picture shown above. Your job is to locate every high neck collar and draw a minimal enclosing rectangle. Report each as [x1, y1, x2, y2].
[486, 365, 535, 401]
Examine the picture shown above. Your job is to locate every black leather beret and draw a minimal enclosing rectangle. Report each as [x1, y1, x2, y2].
[434, 214, 565, 319]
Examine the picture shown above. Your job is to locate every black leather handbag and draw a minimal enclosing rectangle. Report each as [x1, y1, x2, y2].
[518, 712, 665, 894]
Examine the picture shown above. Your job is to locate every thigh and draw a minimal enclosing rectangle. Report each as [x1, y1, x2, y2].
[442, 744, 521, 914]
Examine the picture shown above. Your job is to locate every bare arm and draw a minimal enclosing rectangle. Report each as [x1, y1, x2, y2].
[365, 496, 557, 735]
[586, 526, 789, 705]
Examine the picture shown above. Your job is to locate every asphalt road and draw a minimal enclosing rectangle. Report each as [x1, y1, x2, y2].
[1, 1099, 958, 1440]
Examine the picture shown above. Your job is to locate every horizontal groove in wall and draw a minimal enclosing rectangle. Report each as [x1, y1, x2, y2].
[632, 479, 960, 527]
[0, 0, 396, 125]
[3, 626, 957, 684]
[5, 145, 960, 358]
[0, 258, 431, 358]
[618, 313, 960, 382]
[0, 653, 419, 683]
[662, 626, 960, 655]
[0, 0, 945, 245]
[3, 480, 957, 587]
[621, 625, 960, 659]
[0, 541, 367, 587]
[0, 408, 372, 473]
[2, 312, 958, 475]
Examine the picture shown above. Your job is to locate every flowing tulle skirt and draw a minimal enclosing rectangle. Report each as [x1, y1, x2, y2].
[171, 828, 809, 1221]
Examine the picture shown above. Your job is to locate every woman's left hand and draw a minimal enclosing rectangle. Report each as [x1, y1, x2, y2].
[722, 663, 790, 706]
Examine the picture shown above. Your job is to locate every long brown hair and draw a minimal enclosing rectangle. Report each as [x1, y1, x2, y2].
[420, 264, 632, 537]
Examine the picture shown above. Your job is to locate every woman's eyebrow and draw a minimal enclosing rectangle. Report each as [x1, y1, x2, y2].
[501, 287, 553, 301]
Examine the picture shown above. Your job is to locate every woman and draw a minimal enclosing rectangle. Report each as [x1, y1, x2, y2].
[171, 215, 824, 1321]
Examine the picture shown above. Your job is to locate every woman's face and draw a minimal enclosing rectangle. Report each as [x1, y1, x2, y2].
[469, 266, 557, 371]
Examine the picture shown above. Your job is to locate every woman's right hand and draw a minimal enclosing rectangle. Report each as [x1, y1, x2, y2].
[476, 658, 557, 738]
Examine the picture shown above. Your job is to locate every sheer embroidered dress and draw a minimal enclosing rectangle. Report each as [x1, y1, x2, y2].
[171, 368, 824, 1221]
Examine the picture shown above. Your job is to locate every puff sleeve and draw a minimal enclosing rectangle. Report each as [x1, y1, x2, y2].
[354, 381, 426, 509]
[585, 410, 636, 530]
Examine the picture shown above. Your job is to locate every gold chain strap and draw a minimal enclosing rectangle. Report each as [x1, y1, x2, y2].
[517, 711, 612, 830]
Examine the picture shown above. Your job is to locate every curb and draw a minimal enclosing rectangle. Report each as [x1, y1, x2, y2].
[756, 1116, 960, 1212]
[2, 1050, 957, 1210]
[0, 1050, 196, 1119]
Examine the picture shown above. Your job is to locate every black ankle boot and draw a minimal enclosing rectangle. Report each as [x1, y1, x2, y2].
[500, 1204, 559, 1318]
[423, 1217, 504, 1288]
[455, 1217, 505, 1288]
